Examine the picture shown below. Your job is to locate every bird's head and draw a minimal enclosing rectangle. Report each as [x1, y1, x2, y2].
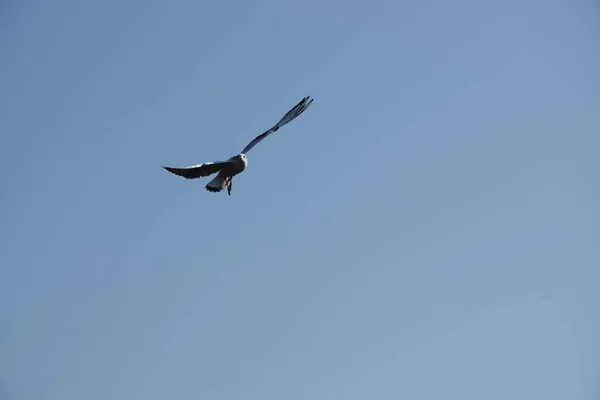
[230, 154, 246, 162]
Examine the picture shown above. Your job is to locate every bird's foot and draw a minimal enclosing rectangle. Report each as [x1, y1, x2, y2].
[226, 178, 232, 195]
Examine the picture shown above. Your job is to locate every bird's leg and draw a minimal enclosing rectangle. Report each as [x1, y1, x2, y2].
[226, 177, 232, 195]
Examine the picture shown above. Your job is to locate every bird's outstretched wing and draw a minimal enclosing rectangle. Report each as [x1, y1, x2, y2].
[162, 161, 230, 179]
[241, 96, 314, 154]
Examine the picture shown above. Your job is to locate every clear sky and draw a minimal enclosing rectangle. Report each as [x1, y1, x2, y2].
[1, 0, 599, 399]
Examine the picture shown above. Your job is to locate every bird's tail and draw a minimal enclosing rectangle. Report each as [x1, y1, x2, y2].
[205, 175, 226, 192]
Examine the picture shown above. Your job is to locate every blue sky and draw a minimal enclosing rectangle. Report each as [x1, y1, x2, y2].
[1, 0, 599, 399]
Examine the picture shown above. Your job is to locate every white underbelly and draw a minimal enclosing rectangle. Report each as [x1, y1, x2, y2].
[227, 158, 247, 177]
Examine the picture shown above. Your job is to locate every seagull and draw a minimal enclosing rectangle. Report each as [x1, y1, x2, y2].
[162, 96, 314, 195]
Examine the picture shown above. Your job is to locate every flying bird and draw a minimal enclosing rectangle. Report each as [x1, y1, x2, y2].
[162, 96, 314, 195]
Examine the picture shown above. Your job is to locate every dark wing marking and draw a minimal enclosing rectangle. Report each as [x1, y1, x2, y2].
[241, 96, 314, 154]
[162, 161, 230, 179]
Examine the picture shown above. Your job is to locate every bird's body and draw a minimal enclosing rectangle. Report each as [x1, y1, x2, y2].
[204, 154, 248, 193]
[162, 96, 313, 195]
